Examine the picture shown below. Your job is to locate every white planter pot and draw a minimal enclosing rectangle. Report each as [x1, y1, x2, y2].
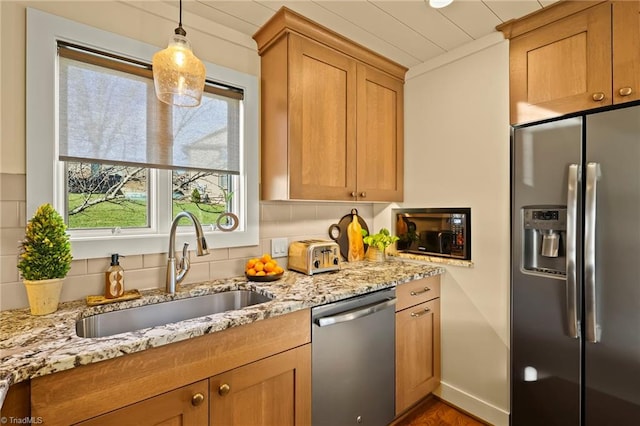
[23, 278, 64, 315]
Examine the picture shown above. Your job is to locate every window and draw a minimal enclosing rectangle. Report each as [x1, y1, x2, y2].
[26, 9, 259, 259]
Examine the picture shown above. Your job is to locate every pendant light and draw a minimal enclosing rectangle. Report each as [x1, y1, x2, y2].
[429, 0, 454, 8]
[152, 0, 205, 107]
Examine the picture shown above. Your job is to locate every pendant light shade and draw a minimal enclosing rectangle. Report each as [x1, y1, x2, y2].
[152, 1, 205, 107]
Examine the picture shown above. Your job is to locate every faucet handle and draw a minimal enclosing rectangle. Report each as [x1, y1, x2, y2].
[179, 243, 190, 269]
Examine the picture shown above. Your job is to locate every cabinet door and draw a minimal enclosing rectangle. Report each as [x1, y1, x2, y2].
[396, 298, 441, 415]
[509, 2, 612, 124]
[613, 0, 640, 105]
[356, 64, 404, 202]
[210, 344, 311, 426]
[75, 380, 209, 426]
[288, 35, 357, 201]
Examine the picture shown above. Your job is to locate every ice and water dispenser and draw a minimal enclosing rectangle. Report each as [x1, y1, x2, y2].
[522, 206, 567, 276]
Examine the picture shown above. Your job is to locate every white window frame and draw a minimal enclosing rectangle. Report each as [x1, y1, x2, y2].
[26, 8, 259, 259]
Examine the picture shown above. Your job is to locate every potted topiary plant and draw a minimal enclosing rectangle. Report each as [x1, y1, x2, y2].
[362, 228, 399, 262]
[17, 203, 73, 315]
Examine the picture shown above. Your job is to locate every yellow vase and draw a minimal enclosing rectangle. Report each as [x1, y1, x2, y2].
[366, 247, 386, 262]
[23, 278, 64, 315]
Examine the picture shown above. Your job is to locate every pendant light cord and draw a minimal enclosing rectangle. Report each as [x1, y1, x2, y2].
[175, 0, 187, 36]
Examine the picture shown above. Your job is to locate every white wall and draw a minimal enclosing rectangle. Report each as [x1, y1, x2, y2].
[377, 35, 512, 425]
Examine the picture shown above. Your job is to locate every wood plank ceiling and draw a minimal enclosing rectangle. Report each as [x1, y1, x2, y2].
[174, 0, 559, 68]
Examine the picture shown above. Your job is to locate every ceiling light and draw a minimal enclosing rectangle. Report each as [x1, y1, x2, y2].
[152, 0, 205, 107]
[429, 0, 454, 9]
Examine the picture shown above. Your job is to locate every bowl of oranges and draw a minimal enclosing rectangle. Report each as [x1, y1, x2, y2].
[245, 254, 285, 282]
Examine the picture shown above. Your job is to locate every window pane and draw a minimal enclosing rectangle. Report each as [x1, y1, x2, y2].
[66, 162, 149, 229]
[172, 170, 236, 228]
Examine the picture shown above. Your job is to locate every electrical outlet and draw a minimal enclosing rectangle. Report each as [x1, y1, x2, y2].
[271, 237, 289, 258]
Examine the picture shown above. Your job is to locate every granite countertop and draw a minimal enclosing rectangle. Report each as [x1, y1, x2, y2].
[0, 259, 444, 409]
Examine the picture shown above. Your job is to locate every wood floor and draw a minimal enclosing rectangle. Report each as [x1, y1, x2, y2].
[392, 396, 487, 426]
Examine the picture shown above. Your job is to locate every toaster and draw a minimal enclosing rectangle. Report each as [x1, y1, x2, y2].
[288, 239, 341, 275]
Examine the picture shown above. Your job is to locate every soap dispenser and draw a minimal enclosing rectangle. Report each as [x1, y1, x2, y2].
[105, 254, 125, 299]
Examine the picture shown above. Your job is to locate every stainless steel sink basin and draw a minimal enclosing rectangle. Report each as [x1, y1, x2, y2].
[76, 290, 273, 338]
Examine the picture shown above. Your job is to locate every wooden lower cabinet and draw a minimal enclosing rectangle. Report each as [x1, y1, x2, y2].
[210, 345, 311, 426]
[395, 277, 441, 415]
[73, 345, 311, 426]
[30, 309, 311, 425]
[76, 380, 209, 426]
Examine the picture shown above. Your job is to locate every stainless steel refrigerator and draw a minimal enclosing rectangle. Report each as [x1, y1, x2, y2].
[511, 103, 640, 425]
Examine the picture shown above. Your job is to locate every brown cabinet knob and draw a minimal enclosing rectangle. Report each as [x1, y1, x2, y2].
[191, 393, 205, 406]
[218, 383, 231, 396]
[360, 192, 366, 198]
[350, 191, 357, 198]
[592, 92, 605, 102]
[619, 87, 633, 97]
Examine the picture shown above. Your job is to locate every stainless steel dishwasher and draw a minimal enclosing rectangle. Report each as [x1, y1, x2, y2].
[312, 287, 396, 426]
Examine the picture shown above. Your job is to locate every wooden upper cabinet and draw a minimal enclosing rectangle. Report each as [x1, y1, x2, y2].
[499, 0, 640, 124]
[288, 34, 357, 201]
[356, 63, 404, 202]
[612, 0, 640, 104]
[253, 7, 406, 202]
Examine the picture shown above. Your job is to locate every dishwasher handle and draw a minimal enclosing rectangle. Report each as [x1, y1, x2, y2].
[315, 298, 396, 327]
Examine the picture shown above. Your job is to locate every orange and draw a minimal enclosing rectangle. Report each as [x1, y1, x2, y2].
[256, 270, 266, 276]
[274, 266, 284, 274]
[267, 271, 277, 275]
[246, 268, 257, 276]
[254, 261, 265, 272]
[260, 254, 272, 264]
[264, 261, 275, 272]
[246, 258, 258, 270]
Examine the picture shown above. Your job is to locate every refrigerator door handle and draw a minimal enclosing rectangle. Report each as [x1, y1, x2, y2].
[566, 164, 580, 339]
[585, 162, 601, 343]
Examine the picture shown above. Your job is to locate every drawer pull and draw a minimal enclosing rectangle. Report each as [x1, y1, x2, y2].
[410, 308, 431, 317]
[592, 92, 605, 102]
[360, 192, 366, 198]
[619, 87, 633, 97]
[410, 287, 431, 296]
[218, 383, 231, 396]
[191, 393, 205, 406]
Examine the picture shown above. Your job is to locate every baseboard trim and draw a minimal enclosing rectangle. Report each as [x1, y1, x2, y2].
[435, 381, 510, 426]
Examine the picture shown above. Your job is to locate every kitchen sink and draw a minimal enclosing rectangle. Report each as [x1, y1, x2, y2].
[76, 290, 273, 338]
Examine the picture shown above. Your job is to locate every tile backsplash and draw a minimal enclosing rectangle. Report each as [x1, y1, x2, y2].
[0, 173, 373, 310]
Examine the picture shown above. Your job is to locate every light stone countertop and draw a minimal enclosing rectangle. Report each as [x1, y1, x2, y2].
[0, 259, 444, 410]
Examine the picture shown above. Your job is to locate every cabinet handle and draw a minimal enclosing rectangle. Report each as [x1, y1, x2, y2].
[410, 308, 431, 317]
[360, 192, 366, 198]
[350, 191, 357, 198]
[410, 287, 431, 296]
[191, 393, 205, 406]
[218, 383, 231, 396]
[592, 92, 605, 102]
[619, 87, 633, 97]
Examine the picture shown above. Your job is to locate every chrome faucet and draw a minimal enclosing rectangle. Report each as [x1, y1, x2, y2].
[166, 211, 210, 294]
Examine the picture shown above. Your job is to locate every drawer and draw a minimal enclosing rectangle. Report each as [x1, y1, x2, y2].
[396, 275, 441, 312]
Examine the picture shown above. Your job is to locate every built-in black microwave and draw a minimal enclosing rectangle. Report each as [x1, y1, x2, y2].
[393, 208, 471, 260]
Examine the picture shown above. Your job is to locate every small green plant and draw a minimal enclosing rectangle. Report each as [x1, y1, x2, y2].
[191, 188, 201, 203]
[18, 204, 73, 281]
[362, 228, 399, 251]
